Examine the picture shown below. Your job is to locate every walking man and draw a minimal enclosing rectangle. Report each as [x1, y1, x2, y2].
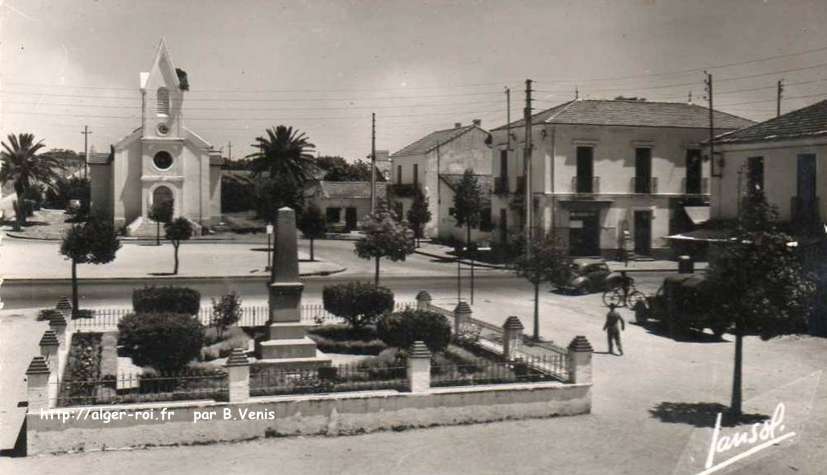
[604, 303, 625, 355]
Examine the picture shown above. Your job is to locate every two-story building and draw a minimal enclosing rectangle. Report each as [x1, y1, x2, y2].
[490, 99, 754, 258]
[711, 99, 827, 235]
[389, 120, 492, 241]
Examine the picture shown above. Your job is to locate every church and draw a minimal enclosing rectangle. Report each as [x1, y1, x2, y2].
[89, 39, 223, 236]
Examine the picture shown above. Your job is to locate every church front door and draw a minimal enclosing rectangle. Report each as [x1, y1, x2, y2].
[152, 186, 174, 212]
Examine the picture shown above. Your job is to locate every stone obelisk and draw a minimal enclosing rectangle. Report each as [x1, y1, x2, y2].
[257, 207, 330, 368]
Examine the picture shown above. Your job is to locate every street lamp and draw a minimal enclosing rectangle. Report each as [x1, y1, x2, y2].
[265, 223, 274, 271]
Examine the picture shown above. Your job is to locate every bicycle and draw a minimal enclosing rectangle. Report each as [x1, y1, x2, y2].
[602, 275, 646, 308]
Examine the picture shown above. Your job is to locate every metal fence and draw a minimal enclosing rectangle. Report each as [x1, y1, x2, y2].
[56, 368, 229, 407]
[249, 362, 408, 397]
[431, 354, 561, 387]
[69, 301, 416, 331]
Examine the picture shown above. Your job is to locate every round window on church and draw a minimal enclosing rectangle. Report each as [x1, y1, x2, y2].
[153, 151, 173, 170]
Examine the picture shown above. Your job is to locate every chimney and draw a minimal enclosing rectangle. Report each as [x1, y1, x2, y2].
[454, 122, 462, 129]
[472, 119, 481, 127]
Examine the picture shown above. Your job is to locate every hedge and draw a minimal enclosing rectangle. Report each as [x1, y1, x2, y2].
[377, 308, 452, 352]
[118, 312, 205, 372]
[133, 286, 200, 315]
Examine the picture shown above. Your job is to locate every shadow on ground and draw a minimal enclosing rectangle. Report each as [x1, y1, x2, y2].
[631, 321, 728, 344]
[649, 402, 769, 428]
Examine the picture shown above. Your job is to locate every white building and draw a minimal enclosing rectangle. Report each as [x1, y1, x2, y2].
[389, 121, 492, 241]
[490, 99, 754, 258]
[90, 39, 222, 236]
[711, 99, 827, 234]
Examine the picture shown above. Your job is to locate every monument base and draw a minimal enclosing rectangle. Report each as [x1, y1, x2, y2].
[258, 337, 319, 359]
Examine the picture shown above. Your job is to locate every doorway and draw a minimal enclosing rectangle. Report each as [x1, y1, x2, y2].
[569, 210, 600, 256]
[634, 210, 652, 255]
[345, 207, 358, 231]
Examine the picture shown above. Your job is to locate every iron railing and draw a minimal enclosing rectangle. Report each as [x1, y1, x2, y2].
[249, 362, 408, 397]
[572, 176, 599, 194]
[631, 176, 658, 194]
[494, 176, 509, 195]
[56, 368, 229, 407]
[431, 354, 560, 387]
[69, 301, 416, 331]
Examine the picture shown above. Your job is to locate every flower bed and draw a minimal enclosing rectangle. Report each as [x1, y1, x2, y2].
[58, 333, 104, 407]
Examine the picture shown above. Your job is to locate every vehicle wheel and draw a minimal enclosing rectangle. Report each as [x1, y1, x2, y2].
[712, 326, 726, 338]
[633, 302, 649, 324]
[602, 288, 624, 307]
[627, 291, 647, 309]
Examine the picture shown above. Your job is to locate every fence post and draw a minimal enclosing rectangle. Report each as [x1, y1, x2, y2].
[416, 291, 432, 311]
[225, 348, 250, 403]
[453, 301, 471, 331]
[39, 330, 60, 374]
[567, 335, 594, 384]
[502, 316, 524, 361]
[26, 356, 52, 411]
[56, 296, 72, 319]
[407, 341, 432, 393]
[48, 313, 68, 347]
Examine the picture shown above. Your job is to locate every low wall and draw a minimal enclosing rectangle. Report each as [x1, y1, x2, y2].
[27, 382, 590, 455]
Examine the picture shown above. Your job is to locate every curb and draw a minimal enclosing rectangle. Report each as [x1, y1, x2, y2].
[413, 249, 509, 270]
[1, 266, 348, 284]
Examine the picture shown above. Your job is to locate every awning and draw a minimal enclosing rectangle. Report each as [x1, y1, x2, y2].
[684, 206, 710, 225]
[665, 228, 731, 242]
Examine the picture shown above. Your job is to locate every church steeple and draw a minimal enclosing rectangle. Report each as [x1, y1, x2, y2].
[140, 38, 184, 138]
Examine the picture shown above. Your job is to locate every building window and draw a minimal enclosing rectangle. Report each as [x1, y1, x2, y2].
[153, 151, 174, 170]
[747, 156, 764, 193]
[685, 149, 702, 194]
[499, 150, 508, 178]
[634, 147, 652, 193]
[157, 87, 170, 116]
[394, 202, 404, 220]
[480, 207, 492, 230]
[413, 164, 419, 187]
[576, 146, 594, 193]
[397, 165, 402, 184]
[448, 207, 455, 217]
[326, 207, 341, 223]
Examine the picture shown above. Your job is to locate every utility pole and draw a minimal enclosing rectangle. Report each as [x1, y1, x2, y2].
[80, 125, 92, 179]
[523, 79, 533, 257]
[705, 72, 714, 176]
[777, 79, 784, 118]
[370, 112, 376, 213]
[227, 141, 232, 161]
[505, 87, 511, 151]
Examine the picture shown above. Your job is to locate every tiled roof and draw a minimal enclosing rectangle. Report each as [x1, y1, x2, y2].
[315, 181, 387, 200]
[391, 125, 485, 158]
[492, 99, 755, 131]
[714, 99, 827, 145]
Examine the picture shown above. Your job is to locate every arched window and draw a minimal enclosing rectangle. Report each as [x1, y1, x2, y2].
[156, 87, 170, 116]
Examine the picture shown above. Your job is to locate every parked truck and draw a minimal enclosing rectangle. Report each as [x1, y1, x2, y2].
[633, 274, 728, 338]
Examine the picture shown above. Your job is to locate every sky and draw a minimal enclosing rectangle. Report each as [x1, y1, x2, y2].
[2, 0, 827, 161]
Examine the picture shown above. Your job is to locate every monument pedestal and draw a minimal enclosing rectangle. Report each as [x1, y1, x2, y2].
[254, 227, 330, 370]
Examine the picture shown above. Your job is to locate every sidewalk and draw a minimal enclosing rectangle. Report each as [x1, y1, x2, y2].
[414, 241, 707, 273]
[0, 239, 345, 281]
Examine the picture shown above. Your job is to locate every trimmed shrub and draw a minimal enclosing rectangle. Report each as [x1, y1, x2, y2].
[211, 292, 242, 339]
[133, 286, 200, 315]
[323, 282, 394, 329]
[118, 312, 205, 372]
[377, 308, 452, 352]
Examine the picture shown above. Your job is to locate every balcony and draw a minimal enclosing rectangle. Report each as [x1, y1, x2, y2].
[682, 177, 710, 195]
[494, 176, 509, 195]
[791, 196, 821, 234]
[631, 176, 658, 194]
[571, 176, 600, 194]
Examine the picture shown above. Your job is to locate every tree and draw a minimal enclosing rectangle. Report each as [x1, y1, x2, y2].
[298, 203, 326, 261]
[354, 201, 415, 286]
[253, 174, 304, 223]
[211, 292, 242, 339]
[314, 155, 380, 182]
[118, 312, 204, 372]
[165, 217, 194, 275]
[513, 232, 572, 341]
[323, 282, 394, 329]
[1, 133, 63, 229]
[453, 169, 483, 253]
[247, 125, 317, 187]
[41, 148, 82, 176]
[407, 187, 432, 248]
[148, 200, 173, 246]
[706, 188, 816, 417]
[60, 217, 121, 317]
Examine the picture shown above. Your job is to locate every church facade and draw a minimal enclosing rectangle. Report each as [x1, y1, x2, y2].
[90, 40, 222, 235]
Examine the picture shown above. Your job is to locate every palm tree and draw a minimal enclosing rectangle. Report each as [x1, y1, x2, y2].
[246, 126, 317, 186]
[1, 133, 63, 228]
